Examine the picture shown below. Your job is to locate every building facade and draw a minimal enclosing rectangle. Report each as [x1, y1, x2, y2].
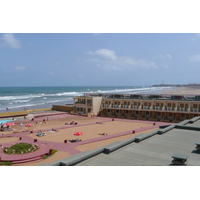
[72, 93, 200, 122]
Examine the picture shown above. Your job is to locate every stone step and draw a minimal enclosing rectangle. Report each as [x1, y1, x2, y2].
[12, 156, 44, 164]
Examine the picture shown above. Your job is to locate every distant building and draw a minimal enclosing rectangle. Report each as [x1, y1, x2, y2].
[72, 93, 200, 122]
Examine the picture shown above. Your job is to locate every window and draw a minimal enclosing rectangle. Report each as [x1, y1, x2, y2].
[180, 104, 184, 108]
[126, 110, 129, 113]
[87, 100, 92, 104]
[167, 103, 171, 107]
[144, 102, 148, 106]
[156, 103, 159, 106]
[134, 102, 137, 105]
[88, 108, 91, 112]
[193, 104, 197, 108]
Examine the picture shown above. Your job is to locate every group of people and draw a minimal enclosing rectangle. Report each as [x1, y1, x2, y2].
[68, 139, 81, 143]
[65, 121, 78, 125]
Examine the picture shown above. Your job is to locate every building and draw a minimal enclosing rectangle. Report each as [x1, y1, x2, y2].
[72, 93, 200, 122]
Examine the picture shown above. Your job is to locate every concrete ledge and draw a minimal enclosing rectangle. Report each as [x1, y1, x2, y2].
[175, 125, 200, 131]
[189, 117, 200, 124]
[103, 137, 136, 154]
[135, 130, 158, 143]
[178, 120, 189, 125]
[56, 147, 104, 166]
[159, 125, 171, 129]
[157, 124, 176, 134]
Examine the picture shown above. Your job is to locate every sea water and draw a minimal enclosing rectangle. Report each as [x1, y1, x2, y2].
[0, 86, 171, 113]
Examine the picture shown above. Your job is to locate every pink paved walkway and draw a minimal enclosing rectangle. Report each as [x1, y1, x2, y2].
[0, 114, 171, 163]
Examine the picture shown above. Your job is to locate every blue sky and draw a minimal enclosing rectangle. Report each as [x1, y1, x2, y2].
[1, 33, 200, 87]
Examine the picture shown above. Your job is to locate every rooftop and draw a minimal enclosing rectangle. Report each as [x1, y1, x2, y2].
[83, 93, 200, 101]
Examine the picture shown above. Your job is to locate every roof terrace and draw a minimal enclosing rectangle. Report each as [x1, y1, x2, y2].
[83, 93, 200, 101]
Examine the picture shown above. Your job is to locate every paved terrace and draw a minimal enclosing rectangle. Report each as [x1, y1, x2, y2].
[0, 113, 170, 165]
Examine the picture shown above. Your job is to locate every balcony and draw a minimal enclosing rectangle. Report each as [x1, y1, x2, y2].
[102, 104, 109, 108]
[111, 105, 119, 108]
[178, 107, 186, 112]
[192, 108, 199, 112]
[155, 106, 161, 110]
[143, 106, 149, 110]
[166, 107, 173, 111]
[121, 105, 129, 108]
[75, 101, 86, 105]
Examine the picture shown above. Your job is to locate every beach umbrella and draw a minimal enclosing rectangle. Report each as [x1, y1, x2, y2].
[3, 123, 10, 127]
[74, 132, 83, 136]
[25, 124, 32, 127]
[8, 123, 15, 126]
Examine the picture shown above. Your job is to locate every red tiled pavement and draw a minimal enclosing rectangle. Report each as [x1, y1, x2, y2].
[0, 114, 171, 164]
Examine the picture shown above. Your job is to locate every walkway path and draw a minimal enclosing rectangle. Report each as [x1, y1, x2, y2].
[0, 114, 171, 164]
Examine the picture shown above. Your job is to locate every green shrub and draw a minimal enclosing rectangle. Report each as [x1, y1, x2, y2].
[0, 161, 13, 165]
[42, 149, 58, 159]
[4, 143, 38, 154]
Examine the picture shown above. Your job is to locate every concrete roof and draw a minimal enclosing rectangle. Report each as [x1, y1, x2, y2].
[75, 122, 200, 166]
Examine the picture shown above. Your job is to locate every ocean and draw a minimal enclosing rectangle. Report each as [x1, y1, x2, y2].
[0, 86, 171, 113]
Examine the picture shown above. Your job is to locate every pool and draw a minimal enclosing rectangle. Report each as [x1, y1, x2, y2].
[0, 119, 12, 124]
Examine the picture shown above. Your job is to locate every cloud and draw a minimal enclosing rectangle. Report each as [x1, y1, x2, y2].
[14, 66, 26, 71]
[88, 49, 117, 61]
[189, 54, 200, 62]
[86, 49, 158, 70]
[2, 33, 22, 49]
[159, 54, 172, 59]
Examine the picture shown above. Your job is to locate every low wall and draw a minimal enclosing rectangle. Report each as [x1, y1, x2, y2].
[0, 108, 52, 119]
[0, 111, 28, 118]
[52, 105, 75, 112]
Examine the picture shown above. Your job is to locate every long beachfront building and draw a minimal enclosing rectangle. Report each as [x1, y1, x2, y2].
[72, 93, 200, 122]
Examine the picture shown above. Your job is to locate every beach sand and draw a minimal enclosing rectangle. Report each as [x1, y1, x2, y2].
[161, 86, 200, 95]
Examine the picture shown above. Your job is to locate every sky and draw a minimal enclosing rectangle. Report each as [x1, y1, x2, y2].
[1, 1, 200, 87]
[1, 33, 200, 87]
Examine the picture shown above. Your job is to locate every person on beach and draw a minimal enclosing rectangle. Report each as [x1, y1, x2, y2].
[20, 123, 23, 129]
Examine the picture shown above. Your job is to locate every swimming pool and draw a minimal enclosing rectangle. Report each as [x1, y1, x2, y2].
[0, 119, 12, 124]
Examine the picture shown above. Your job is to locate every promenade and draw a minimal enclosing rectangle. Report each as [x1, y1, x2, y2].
[0, 111, 171, 165]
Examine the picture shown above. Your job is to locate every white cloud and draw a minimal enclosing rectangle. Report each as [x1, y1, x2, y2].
[159, 54, 172, 59]
[14, 66, 26, 71]
[86, 49, 158, 70]
[88, 49, 117, 61]
[2, 33, 22, 49]
[189, 54, 200, 62]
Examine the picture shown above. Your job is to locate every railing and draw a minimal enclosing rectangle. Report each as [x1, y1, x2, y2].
[75, 102, 86, 104]
[178, 108, 186, 111]
[143, 106, 149, 110]
[121, 105, 128, 108]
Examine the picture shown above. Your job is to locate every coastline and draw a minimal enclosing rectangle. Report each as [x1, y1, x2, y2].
[1, 86, 200, 114]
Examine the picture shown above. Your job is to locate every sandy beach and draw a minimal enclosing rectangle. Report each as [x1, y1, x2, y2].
[161, 86, 200, 95]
